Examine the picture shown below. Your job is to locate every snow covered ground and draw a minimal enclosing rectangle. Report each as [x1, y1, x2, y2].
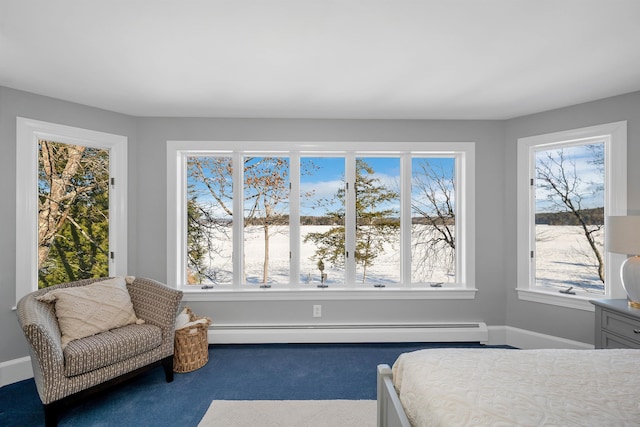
[195, 224, 604, 294]
[535, 225, 604, 294]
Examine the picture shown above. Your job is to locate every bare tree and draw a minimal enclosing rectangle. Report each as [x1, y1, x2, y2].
[38, 140, 110, 286]
[187, 157, 233, 283]
[536, 147, 604, 283]
[411, 159, 456, 281]
[187, 156, 289, 285]
[243, 157, 289, 284]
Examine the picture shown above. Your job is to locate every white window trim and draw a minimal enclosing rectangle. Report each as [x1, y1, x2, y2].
[15, 118, 128, 306]
[167, 140, 476, 301]
[516, 121, 627, 311]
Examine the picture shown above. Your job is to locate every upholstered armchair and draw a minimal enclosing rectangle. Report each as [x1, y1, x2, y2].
[16, 277, 183, 427]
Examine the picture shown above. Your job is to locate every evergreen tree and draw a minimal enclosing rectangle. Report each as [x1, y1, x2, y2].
[304, 159, 399, 282]
[38, 142, 110, 287]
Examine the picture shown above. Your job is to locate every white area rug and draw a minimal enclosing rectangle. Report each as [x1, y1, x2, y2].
[198, 399, 376, 427]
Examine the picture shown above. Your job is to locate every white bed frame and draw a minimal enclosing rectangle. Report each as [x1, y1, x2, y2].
[376, 364, 411, 427]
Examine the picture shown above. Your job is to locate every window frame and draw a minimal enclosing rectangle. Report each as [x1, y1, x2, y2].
[167, 140, 476, 301]
[15, 117, 128, 306]
[516, 121, 628, 311]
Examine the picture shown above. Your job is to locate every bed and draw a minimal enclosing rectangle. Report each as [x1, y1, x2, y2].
[377, 348, 640, 427]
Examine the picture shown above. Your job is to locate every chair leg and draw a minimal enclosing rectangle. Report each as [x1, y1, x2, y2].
[162, 355, 174, 382]
[43, 402, 59, 427]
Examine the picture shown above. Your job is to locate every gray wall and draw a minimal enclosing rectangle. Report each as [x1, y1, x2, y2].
[0, 87, 137, 361]
[504, 91, 640, 344]
[136, 118, 507, 328]
[2, 84, 638, 364]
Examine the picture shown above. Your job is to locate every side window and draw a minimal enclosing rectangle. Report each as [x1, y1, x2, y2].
[38, 141, 111, 287]
[517, 122, 627, 309]
[533, 143, 605, 294]
[16, 118, 127, 303]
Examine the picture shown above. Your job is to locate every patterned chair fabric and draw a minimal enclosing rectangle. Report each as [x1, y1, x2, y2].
[16, 277, 183, 426]
[62, 323, 163, 377]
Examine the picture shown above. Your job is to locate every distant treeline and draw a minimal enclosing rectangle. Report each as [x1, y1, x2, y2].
[300, 216, 454, 226]
[535, 207, 604, 225]
[241, 215, 454, 226]
[301, 216, 343, 226]
[242, 216, 342, 226]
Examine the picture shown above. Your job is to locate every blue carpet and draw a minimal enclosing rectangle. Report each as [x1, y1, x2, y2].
[0, 342, 510, 426]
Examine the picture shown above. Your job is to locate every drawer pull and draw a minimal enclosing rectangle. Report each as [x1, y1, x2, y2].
[633, 329, 640, 334]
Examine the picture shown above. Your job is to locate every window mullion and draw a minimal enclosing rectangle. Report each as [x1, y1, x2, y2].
[528, 147, 537, 288]
[400, 154, 412, 286]
[178, 152, 188, 286]
[455, 153, 465, 285]
[345, 154, 356, 285]
[233, 152, 244, 287]
[289, 153, 301, 287]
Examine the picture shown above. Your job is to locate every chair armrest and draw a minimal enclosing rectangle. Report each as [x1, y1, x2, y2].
[127, 277, 183, 333]
[16, 293, 64, 361]
[16, 293, 66, 402]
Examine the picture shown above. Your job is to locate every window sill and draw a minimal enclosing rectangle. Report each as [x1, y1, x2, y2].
[181, 287, 478, 302]
[516, 288, 596, 312]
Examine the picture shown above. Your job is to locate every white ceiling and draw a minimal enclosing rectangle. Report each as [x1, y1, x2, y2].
[1, 0, 639, 120]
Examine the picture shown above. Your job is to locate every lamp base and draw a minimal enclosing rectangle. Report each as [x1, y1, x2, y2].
[621, 256, 640, 309]
[629, 300, 640, 309]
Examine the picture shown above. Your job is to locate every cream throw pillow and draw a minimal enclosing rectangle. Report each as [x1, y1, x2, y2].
[36, 277, 144, 348]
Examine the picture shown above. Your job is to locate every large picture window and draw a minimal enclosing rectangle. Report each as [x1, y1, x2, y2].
[168, 141, 475, 299]
[517, 122, 627, 310]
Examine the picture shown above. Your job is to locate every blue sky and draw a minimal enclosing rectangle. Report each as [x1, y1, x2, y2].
[300, 156, 454, 182]
[534, 143, 604, 212]
[299, 156, 455, 216]
[189, 155, 456, 217]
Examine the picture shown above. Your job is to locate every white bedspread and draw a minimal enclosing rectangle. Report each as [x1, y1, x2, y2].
[392, 348, 640, 427]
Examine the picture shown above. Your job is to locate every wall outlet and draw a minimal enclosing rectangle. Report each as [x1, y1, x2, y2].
[313, 304, 322, 317]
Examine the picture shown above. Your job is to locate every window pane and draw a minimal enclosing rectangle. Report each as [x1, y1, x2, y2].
[355, 157, 400, 284]
[534, 143, 605, 294]
[243, 156, 290, 285]
[411, 157, 456, 284]
[186, 156, 233, 285]
[300, 157, 345, 286]
[38, 140, 110, 287]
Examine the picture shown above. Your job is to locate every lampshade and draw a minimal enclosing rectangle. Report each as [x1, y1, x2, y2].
[606, 216, 640, 255]
[607, 216, 640, 308]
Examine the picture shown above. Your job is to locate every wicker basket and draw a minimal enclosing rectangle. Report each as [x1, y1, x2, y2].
[173, 306, 211, 373]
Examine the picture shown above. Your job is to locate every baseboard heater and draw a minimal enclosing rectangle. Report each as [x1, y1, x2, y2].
[208, 322, 488, 345]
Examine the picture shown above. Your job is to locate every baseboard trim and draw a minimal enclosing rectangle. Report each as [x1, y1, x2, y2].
[209, 322, 489, 344]
[0, 325, 593, 387]
[0, 356, 33, 387]
[487, 325, 593, 349]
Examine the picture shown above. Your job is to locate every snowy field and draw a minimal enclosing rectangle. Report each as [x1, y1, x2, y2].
[196, 225, 453, 286]
[194, 224, 604, 293]
[535, 225, 604, 293]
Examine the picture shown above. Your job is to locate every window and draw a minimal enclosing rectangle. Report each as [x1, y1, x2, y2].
[517, 122, 627, 310]
[300, 156, 345, 286]
[16, 118, 128, 305]
[168, 141, 475, 300]
[411, 156, 457, 284]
